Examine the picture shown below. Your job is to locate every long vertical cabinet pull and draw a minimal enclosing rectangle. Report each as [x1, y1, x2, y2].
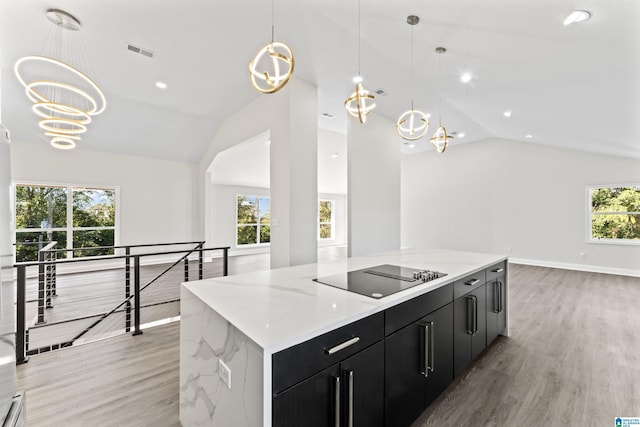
[421, 323, 430, 377]
[493, 281, 500, 313]
[466, 296, 474, 335]
[333, 376, 341, 427]
[427, 321, 435, 374]
[347, 370, 354, 427]
[467, 295, 478, 334]
[498, 281, 503, 313]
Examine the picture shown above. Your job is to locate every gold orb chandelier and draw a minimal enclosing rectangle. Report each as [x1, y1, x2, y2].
[249, 41, 295, 94]
[248, 0, 294, 94]
[345, 82, 376, 124]
[430, 47, 453, 153]
[14, 9, 106, 150]
[396, 15, 429, 141]
[344, 0, 376, 123]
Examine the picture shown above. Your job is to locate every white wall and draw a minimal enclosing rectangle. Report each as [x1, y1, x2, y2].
[198, 78, 318, 269]
[11, 142, 197, 246]
[348, 113, 401, 257]
[402, 138, 640, 275]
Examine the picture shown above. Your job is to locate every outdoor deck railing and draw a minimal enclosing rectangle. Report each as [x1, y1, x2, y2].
[14, 241, 229, 364]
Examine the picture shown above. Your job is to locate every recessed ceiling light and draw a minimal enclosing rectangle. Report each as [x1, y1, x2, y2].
[321, 112, 335, 119]
[525, 134, 533, 139]
[374, 88, 388, 96]
[155, 81, 167, 89]
[563, 10, 591, 26]
[460, 72, 473, 83]
[408, 144, 415, 148]
[332, 152, 339, 158]
[266, 140, 271, 145]
[457, 132, 465, 138]
[503, 110, 512, 118]
[352, 75, 363, 84]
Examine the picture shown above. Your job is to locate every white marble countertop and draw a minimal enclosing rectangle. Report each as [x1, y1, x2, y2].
[183, 248, 507, 354]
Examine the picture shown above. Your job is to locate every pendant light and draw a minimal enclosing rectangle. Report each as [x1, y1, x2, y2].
[430, 47, 453, 153]
[396, 15, 429, 141]
[14, 9, 106, 150]
[344, 0, 376, 124]
[249, 0, 295, 94]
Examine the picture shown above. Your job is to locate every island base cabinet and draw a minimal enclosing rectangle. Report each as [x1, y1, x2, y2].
[273, 341, 384, 427]
[384, 303, 453, 427]
[453, 286, 487, 377]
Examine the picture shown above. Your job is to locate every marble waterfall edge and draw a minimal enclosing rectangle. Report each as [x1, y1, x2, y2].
[180, 287, 263, 427]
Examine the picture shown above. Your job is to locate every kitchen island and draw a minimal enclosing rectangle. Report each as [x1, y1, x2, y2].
[180, 248, 508, 427]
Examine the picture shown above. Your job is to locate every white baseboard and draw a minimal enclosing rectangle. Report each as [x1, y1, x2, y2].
[509, 257, 640, 278]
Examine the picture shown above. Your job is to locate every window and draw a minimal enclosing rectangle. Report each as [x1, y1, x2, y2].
[15, 184, 117, 261]
[319, 200, 334, 240]
[236, 195, 270, 246]
[588, 185, 640, 244]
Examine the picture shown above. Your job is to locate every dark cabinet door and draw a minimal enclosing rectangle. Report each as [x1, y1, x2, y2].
[486, 277, 507, 345]
[273, 364, 340, 427]
[423, 302, 454, 407]
[385, 321, 426, 427]
[273, 341, 384, 427]
[385, 303, 453, 427]
[341, 340, 384, 427]
[453, 285, 487, 377]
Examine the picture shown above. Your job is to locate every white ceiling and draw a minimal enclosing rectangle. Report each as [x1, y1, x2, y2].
[1, 0, 639, 163]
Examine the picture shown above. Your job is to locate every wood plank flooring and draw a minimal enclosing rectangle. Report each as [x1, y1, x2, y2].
[17, 262, 640, 426]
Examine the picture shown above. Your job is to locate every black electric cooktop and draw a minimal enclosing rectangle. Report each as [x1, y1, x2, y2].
[314, 264, 447, 299]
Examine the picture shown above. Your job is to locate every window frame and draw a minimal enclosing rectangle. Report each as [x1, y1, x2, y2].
[318, 199, 335, 241]
[13, 181, 120, 260]
[235, 194, 271, 247]
[586, 183, 640, 246]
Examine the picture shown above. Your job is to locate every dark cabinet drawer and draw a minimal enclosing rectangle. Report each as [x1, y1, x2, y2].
[453, 270, 487, 299]
[385, 283, 453, 336]
[272, 311, 384, 394]
[486, 261, 507, 282]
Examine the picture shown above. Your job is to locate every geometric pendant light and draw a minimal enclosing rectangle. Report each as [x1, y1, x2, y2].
[344, 0, 376, 124]
[249, 0, 295, 94]
[14, 9, 106, 150]
[396, 15, 429, 141]
[430, 47, 453, 153]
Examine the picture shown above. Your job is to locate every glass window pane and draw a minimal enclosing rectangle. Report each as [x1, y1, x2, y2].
[237, 196, 258, 224]
[592, 213, 640, 240]
[73, 188, 116, 227]
[15, 185, 67, 228]
[319, 201, 333, 223]
[260, 225, 271, 243]
[237, 225, 258, 245]
[320, 224, 332, 239]
[73, 229, 115, 257]
[259, 197, 271, 225]
[15, 231, 67, 262]
[591, 186, 640, 213]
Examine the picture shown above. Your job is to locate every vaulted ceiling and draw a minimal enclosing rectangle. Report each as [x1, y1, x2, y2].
[1, 0, 638, 163]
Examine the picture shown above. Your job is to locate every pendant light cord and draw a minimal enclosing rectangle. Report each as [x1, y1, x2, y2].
[438, 51, 442, 126]
[410, 22, 414, 110]
[271, 0, 275, 42]
[358, 0, 361, 78]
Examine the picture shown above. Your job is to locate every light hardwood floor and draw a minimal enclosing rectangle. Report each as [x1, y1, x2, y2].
[17, 262, 640, 426]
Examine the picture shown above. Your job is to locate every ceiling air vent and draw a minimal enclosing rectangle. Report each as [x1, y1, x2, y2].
[127, 43, 155, 58]
[374, 88, 388, 96]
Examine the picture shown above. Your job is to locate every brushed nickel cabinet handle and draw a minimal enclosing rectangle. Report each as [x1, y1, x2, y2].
[326, 337, 360, 355]
[427, 321, 435, 374]
[333, 376, 341, 427]
[347, 370, 354, 427]
[466, 296, 474, 335]
[491, 268, 504, 273]
[493, 281, 500, 313]
[465, 278, 480, 286]
[421, 323, 430, 378]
